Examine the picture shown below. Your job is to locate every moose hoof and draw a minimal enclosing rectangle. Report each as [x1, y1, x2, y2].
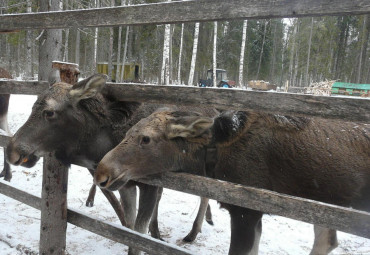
[85, 200, 94, 207]
[183, 234, 196, 243]
[206, 219, 214, 226]
[150, 230, 164, 241]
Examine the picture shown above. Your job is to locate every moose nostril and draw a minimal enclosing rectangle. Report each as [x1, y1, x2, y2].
[99, 177, 110, 188]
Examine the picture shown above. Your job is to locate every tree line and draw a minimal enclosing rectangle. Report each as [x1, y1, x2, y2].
[0, 0, 369, 88]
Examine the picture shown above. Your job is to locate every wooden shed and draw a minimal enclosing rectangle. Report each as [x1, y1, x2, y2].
[97, 62, 140, 82]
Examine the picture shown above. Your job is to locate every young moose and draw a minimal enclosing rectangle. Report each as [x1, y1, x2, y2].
[95, 109, 370, 255]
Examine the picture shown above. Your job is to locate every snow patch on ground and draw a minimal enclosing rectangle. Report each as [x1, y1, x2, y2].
[0, 95, 368, 254]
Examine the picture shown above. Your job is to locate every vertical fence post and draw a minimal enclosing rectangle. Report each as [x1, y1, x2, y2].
[39, 153, 69, 255]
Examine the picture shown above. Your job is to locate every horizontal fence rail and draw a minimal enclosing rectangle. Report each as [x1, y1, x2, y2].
[1, 169, 369, 241]
[0, 80, 369, 122]
[0, 181, 193, 255]
[1, 0, 370, 31]
[137, 172, 370, 239]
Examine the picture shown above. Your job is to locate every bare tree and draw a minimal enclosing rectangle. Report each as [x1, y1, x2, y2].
[107, 0, 115, 80]
[238, 20, 248, 87]
[288, 19, 298, 88]
[38, 0, 62, 81]
[213, 21, 217, 87]
[63, 0, 69, 62]
[357, 15, 369, 83]
[161, 23, 171, 85]
[115, 0, 126, 82]
[25, 0, 32, 78]
[188, 22, 200, 86]
[305, 17, 314, 86]
[177, 23, 184, 84]
[92, 0, 100, 73]
[256, 20, 268, 80]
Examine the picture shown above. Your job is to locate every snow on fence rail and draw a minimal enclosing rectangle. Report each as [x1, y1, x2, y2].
[0, 1, 370, 254]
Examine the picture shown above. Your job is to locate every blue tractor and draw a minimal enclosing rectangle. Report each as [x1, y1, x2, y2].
[199, 69, 235, 88]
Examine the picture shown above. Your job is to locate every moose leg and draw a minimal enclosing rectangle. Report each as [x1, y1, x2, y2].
[85, 184, 96, 207]
[227, 205, 263, 255]
[0, 110, 11, 182]
[87, 169, 127, 226]
[0, 149, 11, 181]
[128, 184, 159, 255]
[85, 169, 97, 207]
[118, 184, 137, 229]
[149, 187, 163, 240]
[309, 225, 338, 255]
[183, 197, 210, 242]
[206, 202, 214, 225]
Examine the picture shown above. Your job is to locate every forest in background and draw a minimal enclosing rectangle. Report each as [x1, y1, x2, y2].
[1, 0, 370, 88]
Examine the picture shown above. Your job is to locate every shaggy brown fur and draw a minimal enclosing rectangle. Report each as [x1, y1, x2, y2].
[95, 109, 370, 255]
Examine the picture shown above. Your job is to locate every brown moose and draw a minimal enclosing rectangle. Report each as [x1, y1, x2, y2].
[95, 109, 370, 255]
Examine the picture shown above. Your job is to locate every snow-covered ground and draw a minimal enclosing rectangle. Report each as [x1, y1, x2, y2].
[0, 95, 369, 255]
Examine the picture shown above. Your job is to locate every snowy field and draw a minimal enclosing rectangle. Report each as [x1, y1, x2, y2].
[0, 94, 369, 255]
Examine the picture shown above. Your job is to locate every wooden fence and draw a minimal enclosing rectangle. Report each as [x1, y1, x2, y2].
[0, 0, 370, 254]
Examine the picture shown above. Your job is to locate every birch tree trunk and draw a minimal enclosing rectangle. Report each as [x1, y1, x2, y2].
[256, 20, 268, 80]
[63, 0, 69, 62]
[213, 22, 217, 87]
[25, 0, 32, 78]
[305, 17, 314, 86]
[293, 21, 300, 87]
[38, 0, 63, 81]
[288, 20, 298, 88]
[161, 23, 171, 85]
[238, 20, 248, 88]
[75, 28, 80, 65]
[120, 0, 130, 82]
[177, 23, 184, 84]
[120, 26, 129, 82]
[108, 0, 114, 81]
[92, 0, 100, 73]
[188, 22, 200, 86]
[115, 0, 126, 82]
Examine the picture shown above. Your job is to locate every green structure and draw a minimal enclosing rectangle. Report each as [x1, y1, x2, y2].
[331, 82, 370, 97]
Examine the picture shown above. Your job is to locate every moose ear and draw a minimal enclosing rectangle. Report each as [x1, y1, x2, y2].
[167, 116, 214, 139]
[69, 74, 108, 102]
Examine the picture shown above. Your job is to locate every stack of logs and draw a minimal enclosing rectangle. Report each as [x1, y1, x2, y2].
[305, 80, 336, 96]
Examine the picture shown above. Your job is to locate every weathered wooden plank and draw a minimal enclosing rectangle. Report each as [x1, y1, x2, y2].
[105, 83, 370, 123]
[1, 80, 369, 122]
[0, 79, 48, 95]
[39, 154, 69, 255]
[67, 210, 193, 255]
[0, 181, 41, 209]
[137, 172, 370, 239]
[1, 0, 370, 31]
[0, 181, 193, 255]
[0, 165, 369, 242]
[0, 135, 10, 147]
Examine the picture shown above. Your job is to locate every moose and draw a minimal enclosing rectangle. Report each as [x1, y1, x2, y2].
[0, 67, 12, 181]
[6, 74, 215, 254]
[95, 109, 370, 255]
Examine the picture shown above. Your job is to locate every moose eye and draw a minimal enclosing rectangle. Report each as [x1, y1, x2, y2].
[43, 110, 55, 119]
[140, 136, 151, 145]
